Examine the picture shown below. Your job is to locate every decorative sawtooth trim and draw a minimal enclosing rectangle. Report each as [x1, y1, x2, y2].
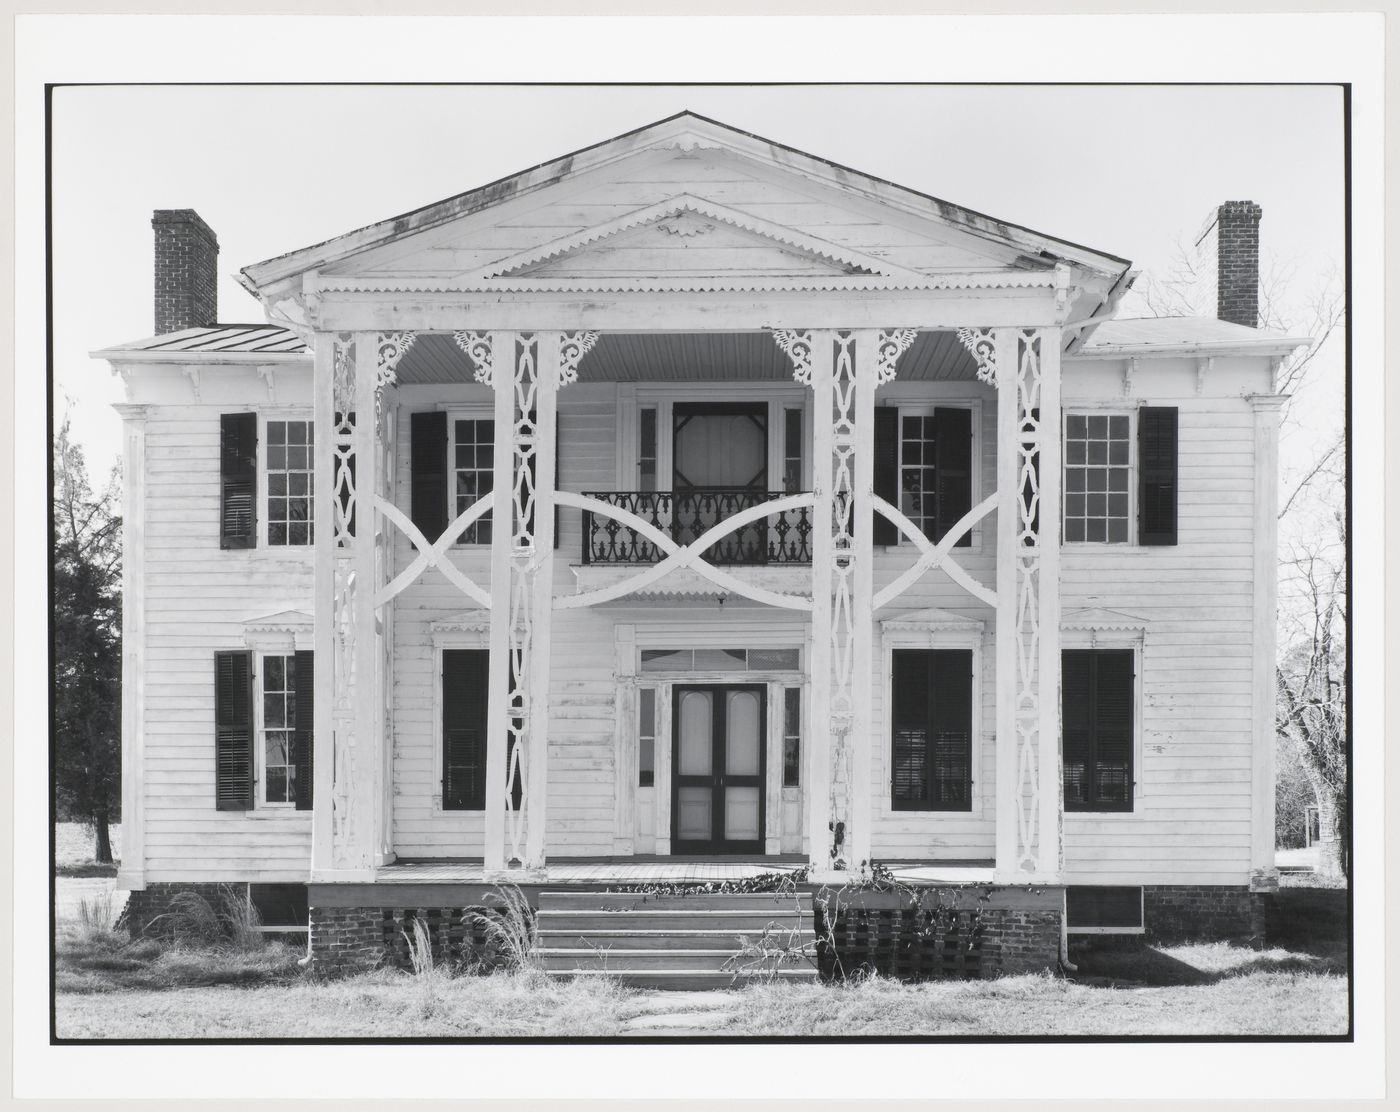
[470, 195, 913, 282]
[453, 331, 494, 386]
[880, 607, 986, 633]
[957, 326, 999, 386]
[771, 329, 814, 384]
[876, 328, 918, 385]
[315, 272, 1059, 295]
[557, 331, 599, 387]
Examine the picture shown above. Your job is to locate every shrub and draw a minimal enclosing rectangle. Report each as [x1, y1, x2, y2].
[467, 886, 538, 973]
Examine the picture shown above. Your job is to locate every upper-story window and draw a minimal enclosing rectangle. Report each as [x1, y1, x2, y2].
[1064, 413, 1131, 543]
[266, 419, 314, 546]
[873, 404, 974, 547]
[451, 417, 495, 545]
[219, 411, 314, 550]
[1062, 407, 1178, 546]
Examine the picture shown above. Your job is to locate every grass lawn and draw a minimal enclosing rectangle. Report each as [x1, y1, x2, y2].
[55, 935, 1347, 1039]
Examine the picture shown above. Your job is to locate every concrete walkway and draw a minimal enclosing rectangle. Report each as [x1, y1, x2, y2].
[621, 990, 740, 1033]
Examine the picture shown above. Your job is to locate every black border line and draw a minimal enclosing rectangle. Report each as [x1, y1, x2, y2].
[44, 79, 1355, 1050]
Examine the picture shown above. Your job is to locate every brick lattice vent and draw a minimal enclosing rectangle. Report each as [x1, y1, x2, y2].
[816, 904, 984, 981]
[382, 908, 506, 971]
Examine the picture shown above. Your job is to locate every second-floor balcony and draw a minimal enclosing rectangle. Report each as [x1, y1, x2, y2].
[582, 489, 813, 566]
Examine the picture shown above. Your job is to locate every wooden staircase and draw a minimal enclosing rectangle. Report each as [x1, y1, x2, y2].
[535, 890, 820, 989]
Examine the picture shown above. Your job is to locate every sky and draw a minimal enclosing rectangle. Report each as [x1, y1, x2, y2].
[51, 83, 1346, 482]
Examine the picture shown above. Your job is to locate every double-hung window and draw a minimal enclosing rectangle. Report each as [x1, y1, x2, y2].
[873, 405, 974, 546]
[217, 412, 315, 549]
[258, 654, 298, 804]
[212, 648, 313, 811]
[1062, 407, 1178, 546]
[450, 417, 495, 545]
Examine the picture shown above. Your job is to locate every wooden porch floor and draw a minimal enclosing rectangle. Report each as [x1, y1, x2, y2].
[375, 859, 995, 886]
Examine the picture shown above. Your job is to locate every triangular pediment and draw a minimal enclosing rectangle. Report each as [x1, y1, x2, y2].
[474, 196, 917, 283]
[242, 608, 313, 631]
[881, 607, 986, 632]
[1061, 606, 1149, 630]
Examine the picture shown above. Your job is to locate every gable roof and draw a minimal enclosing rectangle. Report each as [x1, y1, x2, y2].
[238, 111, 1133, 297]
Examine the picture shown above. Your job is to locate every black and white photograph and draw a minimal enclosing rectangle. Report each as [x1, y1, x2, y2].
[17, 11, 1385, 1105]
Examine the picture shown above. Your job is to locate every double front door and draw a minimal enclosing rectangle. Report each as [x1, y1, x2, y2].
[671, 685, 766, 855]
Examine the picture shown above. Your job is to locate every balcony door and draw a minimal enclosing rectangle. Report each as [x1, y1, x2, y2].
[672, 402, 768, 562]
[671, 685, 766, 855]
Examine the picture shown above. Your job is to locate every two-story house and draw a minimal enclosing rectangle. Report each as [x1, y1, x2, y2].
[96, 112, 1305, 980]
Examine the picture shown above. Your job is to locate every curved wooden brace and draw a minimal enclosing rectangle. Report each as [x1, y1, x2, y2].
[871, 493, 998, 610]
[375, 495, 493, 610]
[554, 490, 816, 612]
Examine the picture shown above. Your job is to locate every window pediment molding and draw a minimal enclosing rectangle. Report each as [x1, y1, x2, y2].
[881, 607, 985, 635]
[243, 609, 313, 650]
[1061, 606, 1148, 632]
[431, 611, 492, 645]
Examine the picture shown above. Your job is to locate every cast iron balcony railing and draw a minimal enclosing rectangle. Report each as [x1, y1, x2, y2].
[582, 489, 813, 566]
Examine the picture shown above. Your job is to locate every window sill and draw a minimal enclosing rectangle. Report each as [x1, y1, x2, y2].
[245, 808, 312, 820]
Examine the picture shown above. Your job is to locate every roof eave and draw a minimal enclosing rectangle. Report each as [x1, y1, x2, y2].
[1071, 336, 1311, 360]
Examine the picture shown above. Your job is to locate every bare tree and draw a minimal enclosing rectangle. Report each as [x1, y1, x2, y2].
[1275, 501, 1347, 878]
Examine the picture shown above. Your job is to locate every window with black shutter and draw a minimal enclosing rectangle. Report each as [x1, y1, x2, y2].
[442, 649, 489, 810]
[1138, 406, 1178, 545]
[411, 410, 449, 544]
[291, 650, 314, 810]
[214, 650, 254, 810]
[1062, 648, 1135, 812]
[220, 413, 257, 549]
[880, 407, 975, 547]
[890, 648, 973, 811]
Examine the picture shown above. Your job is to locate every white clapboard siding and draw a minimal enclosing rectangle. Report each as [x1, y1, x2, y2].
[139, 405, 315, 884]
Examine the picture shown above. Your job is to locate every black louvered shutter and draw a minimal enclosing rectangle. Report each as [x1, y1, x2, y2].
[1061, 651, 1094, 810]
[929, 650, 973, 809]
[873, 407, 900, 544]
[442, 649, 489, 810]
[933, 407, 973, 547]
[1093, 650, 1135, 810]
[890, 650, 928, 808]
[214, 650, 254, 811]
[220, 413, 257, 549]
[1138, 406, 1178, 545]
[411, 411, 448, 544]
[292, 650, 314, 811]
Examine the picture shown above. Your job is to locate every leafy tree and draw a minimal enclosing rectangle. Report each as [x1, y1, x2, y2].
[53, 417, 122, 863]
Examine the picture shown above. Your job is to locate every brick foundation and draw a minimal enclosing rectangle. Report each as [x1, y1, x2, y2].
[120, 881, 237, 937]
[1142, 885, 1263, 944]
[978, 909, 1063, 976]
[309, 906, 388, 975]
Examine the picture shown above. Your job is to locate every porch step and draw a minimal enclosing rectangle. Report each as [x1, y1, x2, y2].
[536, 890, 819, 989]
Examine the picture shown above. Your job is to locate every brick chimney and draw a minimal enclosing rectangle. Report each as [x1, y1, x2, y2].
[1215, 200, 1261, 328]
[152, 209, 218, 334]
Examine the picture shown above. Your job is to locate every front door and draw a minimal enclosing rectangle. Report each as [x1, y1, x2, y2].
[671, 685, 766, 855]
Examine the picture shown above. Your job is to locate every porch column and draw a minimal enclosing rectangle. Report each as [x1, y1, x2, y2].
[311, 330, 414, 880]
[992, 327, 1064, 884]
[775, 329, 880, 880]
[480, 330, 595, 875]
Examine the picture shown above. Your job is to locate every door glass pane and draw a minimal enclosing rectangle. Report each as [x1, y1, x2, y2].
[724, 786, 761, 841]
[678, 690, 712, 776]
[677, 787, 713, 840]
[674, 414, 766, 489]
[726, 690, 761, 776]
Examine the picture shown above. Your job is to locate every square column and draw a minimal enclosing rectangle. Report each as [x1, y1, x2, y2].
[993, 327, 1064, 885]
[311, 330, 412, 880]
[480, 330, 582, 876]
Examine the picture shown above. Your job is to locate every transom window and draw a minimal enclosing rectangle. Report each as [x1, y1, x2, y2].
[452, 418, 494, 545]
[260, 654, 297, 805]
[640, 647, 800, 673]
[1064, 413, 1131, 543]
[266, 420, 313, 546]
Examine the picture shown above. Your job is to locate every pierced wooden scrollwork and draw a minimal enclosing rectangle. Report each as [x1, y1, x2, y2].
[557, 330, 599, 387]
[876, 328, 917, 385]
[957, 326, 999, 386]
[374, 331, 416, 434]
[454, 331, 494, 386]
[771, 329, 813, 385]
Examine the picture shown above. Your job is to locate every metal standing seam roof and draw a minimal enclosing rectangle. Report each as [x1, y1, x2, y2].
[94, 324, 308, 357]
